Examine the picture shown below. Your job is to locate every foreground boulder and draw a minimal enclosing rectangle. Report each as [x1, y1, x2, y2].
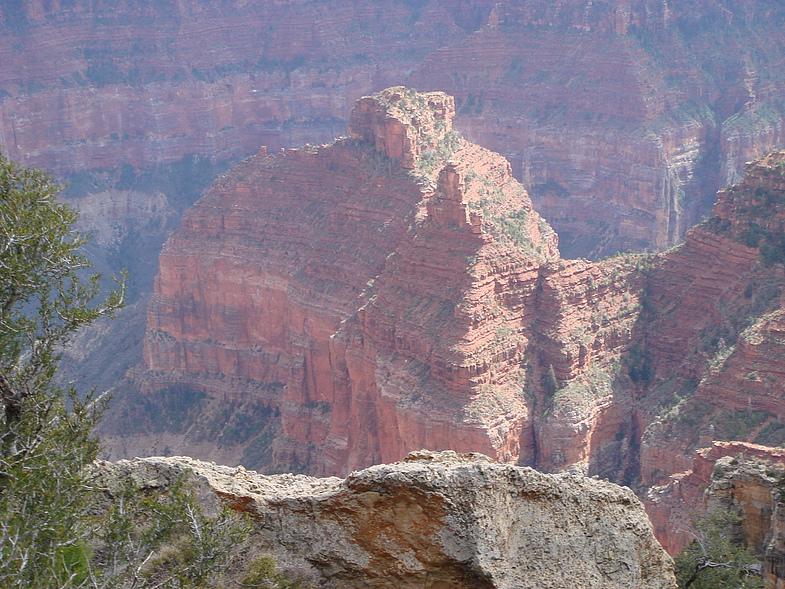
[96, 450, 676, 589]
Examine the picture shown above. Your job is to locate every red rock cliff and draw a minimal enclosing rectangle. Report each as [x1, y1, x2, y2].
[2, 0, 784, 258]
[122, 91, 785, 493]
[135, 87, 562, 474]
[411, 0, 785, 256]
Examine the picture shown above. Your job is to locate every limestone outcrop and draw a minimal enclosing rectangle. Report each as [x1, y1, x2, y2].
[94, 450, 677, 589]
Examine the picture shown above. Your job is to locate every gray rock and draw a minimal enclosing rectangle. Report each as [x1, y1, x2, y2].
[95, 450, 676, 588]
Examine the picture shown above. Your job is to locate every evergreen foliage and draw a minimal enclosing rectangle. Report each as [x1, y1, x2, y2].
[0, 154, 279, 588]
[675, 509, 763, 589]
[0, 152, 124, 588]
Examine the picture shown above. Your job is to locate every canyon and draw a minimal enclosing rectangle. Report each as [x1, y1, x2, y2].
[110, 88, 785, 494]
[3, 0, 785, 583]
[4, 1, 785, 477]
[4, 4, 784, 452]
[101, 88, 785, 585]
[2, 1, 784, 260]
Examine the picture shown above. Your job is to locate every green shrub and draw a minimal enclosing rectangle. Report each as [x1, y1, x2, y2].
[242, 555, 305, 589]
[675, 509, 762, 588]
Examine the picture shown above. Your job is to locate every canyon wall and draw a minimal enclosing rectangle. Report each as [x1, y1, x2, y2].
[2, 1, 785, 259]
[637, 152, 785, 489]
[111, 88, 785, 497]
[646, 443, 785, 587]
[0, 1, 493, 176]
[117, 87, 564, 474]
[412, 1, 785, 256]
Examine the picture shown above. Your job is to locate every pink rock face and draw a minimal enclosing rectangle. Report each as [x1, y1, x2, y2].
[139, 87, 561, 474]
[136, 89, 785, 490]
[0, 1, 491, 175]
[120, 91, 785, 569]
[2, 1, 785, 256]
[410, 1, 785, 255]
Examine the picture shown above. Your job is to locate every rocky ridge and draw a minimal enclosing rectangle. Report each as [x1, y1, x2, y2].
[94, 450, 677, 589]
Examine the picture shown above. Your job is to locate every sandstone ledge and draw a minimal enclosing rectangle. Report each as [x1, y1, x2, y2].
[96, 450, 676, 589]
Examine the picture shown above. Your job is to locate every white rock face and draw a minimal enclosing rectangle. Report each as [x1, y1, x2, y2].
[95, 450, 677, 589]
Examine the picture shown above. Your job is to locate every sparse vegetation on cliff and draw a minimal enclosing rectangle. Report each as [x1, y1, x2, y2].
[674, 509, 762, 588]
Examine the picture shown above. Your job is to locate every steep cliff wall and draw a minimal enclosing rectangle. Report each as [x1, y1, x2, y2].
[638, 152, 785, 488]
[646, 443, 785, 587]
[2, 1, 784, 258]
[411, 0, 785, 256]
[95, 450, 678, 589]
[121, 87, 563, 474]
[0, 0, 492, 176]
[107, 78, 785, 504]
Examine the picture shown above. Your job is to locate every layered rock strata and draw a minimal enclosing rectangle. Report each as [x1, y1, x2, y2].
[122, 91, 785, 504]
[413, 1, 785, 256]
[133, 87, 563, 474]
[94, 450, 678, 589]
[104, 93, 785, 575]
[3, 1, 785, 257]
[638, 152, 785, 488]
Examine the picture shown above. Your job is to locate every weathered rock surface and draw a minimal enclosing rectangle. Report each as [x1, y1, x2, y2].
[110, 87, 785, 498]
[646, 442, 785, 555]
[94, 450, 677, 589]
[637, 152, 785, 489]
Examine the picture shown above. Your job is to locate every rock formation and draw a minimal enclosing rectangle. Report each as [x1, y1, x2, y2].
[6, 3, 785, 446]
[101, 89, 785, 581]
[109, 87, 785, 505]
[2, 1, 785, 258]
[637, 151, 785, 487]
[646, 442, 785, 555]
[412, 1, 785, 255]
[94, 450, 678, 589]
[122, 87, 561, 474]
